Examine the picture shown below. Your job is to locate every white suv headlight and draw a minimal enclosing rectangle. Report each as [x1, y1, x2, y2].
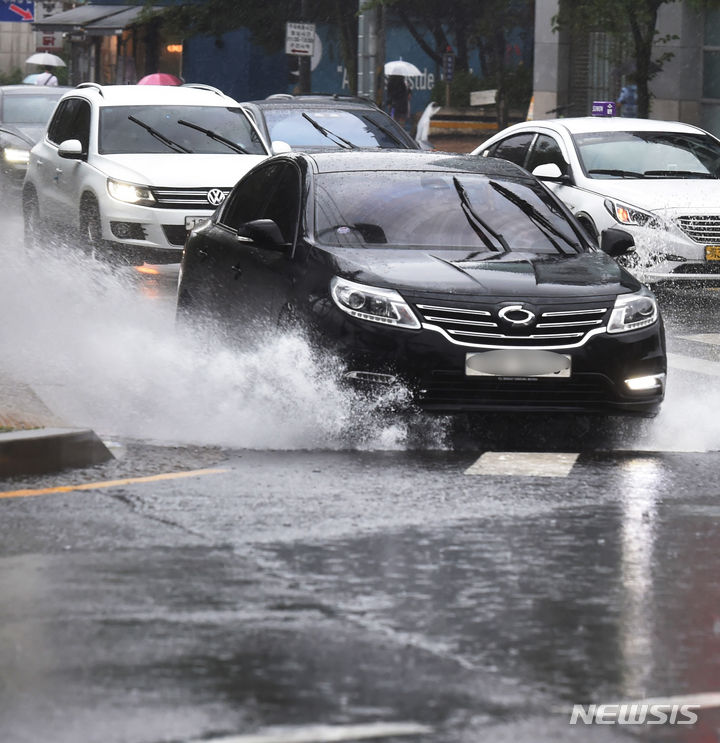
[604, 198, 660, 228]
[107, 178, 156, 206]
[330, 276, 420, 329]
[3, 146, 29, 164]
[607, 289, 658, 334]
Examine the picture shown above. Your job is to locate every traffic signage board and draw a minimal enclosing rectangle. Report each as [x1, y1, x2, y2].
[592, 100, 616, 117]
[0, 1, 34, 21]
[443, 52, 455, 82]
[286, 22, 315, 57]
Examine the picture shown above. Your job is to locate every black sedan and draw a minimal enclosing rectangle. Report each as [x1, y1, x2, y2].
[242, 94, 420, 152]
[177, 151, 666, 416]
[0, 84, 70, 191]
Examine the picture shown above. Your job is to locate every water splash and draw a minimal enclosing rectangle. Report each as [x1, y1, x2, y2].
[0, 248, 447, 450]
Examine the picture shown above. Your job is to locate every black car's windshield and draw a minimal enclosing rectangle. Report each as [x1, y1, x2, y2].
[314, 171, 585, 253]
[99, 105, 266, 155]
[3, 94, 61, 124]
[262, 108, 413, 149]
[574, 130, 720, 179]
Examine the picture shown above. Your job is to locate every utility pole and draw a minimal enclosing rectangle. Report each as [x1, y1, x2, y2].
[357, 0, 378, 100]
[298, 0, 311, 93]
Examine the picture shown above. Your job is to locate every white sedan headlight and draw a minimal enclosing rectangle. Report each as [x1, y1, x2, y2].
[107, 178, 156, 206]
[604, 198, 660, 228]
[3, 146, 30, 164]
[607, 289, 658, 334]
[331, 276, 420, 329]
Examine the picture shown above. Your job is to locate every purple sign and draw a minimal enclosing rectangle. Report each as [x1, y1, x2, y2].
[592, 101, 616, 117]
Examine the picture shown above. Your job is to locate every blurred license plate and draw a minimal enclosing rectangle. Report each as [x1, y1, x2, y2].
[466, 350, 571, 378]
[185, 216, 207, 231]
[706, 246, 720, 260]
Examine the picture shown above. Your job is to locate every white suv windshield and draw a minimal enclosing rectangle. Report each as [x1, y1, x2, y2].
[573, 130, 720, 179]
[99, 105, 266, 155]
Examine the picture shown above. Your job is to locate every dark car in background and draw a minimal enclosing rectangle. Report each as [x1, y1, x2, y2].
[242, 94, 421, 152]
[0, 84, 70, 191]
[177, 151, 666, 417]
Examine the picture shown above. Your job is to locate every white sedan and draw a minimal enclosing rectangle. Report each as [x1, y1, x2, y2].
[472, 117, 720, 283]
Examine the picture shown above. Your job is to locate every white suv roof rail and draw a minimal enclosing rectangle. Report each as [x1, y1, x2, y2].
[75, 82, 104, 97]
[181, 83, 227, 97]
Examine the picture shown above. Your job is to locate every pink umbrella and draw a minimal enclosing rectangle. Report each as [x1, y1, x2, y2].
[137, 73, 183, 86]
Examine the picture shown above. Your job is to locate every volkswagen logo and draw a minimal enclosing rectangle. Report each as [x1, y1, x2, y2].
[207, 188, 226, 206]
[498, 304, 536, 326]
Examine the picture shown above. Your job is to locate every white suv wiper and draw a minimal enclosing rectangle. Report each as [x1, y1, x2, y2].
[128, 114, 192, 154]
[587, 168, 644, 178]
[177, 119, 250, 154]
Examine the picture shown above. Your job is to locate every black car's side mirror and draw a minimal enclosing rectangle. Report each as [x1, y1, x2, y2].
[240, 219, 290, 251]
[600, 227, 636, 257]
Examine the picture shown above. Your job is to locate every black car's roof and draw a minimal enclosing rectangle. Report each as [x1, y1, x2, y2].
[298, 150, 531, 178]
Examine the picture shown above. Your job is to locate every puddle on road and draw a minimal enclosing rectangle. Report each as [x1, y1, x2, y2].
[1, 245, 719, 453]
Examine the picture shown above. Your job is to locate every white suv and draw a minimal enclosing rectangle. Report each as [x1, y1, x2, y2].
[23, 83, 270, 263]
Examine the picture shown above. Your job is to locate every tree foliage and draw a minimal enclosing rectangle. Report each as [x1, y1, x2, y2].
[154, 0, 359, 92]
[554, 0, 720, 118]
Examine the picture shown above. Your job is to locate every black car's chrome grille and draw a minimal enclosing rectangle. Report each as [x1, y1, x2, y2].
[150, 187, 231, 210]
[414, 302, 610, 348]
[417, 371, 612, 410]
[676, 215, 720, 244]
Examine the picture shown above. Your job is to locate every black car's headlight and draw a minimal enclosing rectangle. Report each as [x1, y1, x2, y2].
[107, 178, 156, 206]
[607, 289, 658, 334]
[604, 198, 660, 229]
[3, 146, 30, 165]
[330, 276, 420, 329]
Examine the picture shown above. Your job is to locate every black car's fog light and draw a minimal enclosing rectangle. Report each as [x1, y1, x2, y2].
[331, 276, 421, 329]
[625, 373, 665, 391]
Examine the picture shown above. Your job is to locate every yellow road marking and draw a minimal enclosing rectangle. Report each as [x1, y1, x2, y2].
[0, 467, 230, 499]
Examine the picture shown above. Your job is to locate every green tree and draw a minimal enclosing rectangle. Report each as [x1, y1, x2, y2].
[154, 0, 359, 93]
[368, 0, 533, 126]
[554, 0, 720, 118]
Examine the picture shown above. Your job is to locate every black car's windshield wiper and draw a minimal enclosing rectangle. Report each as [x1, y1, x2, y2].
[452, 176, 509, 253]
[643, 169, 715, 178]
[587, 168, 644, 178]
[489, 180, 579, 255]
[301, 113, 357, 150]
[128, 115, 191, 153]
[177, 119, 250, 154]
[360, 114, 406, 147]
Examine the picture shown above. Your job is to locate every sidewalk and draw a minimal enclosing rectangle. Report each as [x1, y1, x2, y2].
[0, 374, 112, 478]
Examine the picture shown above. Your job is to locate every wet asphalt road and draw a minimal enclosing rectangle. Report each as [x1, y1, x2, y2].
[2, 203, 720, 742]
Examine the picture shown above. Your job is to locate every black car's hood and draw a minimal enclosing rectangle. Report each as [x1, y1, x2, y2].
[322, 247, 641, 299]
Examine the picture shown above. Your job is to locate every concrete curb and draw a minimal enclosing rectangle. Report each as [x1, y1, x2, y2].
[0, 374, 113, 478]
[0, 427, 113, 477]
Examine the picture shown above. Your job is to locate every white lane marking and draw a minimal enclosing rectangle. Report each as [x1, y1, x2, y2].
[189, 722, 433, 743]
[678, 333, 720, 346]
[667, 352, 720, 377]
[465, 451, 579, 477]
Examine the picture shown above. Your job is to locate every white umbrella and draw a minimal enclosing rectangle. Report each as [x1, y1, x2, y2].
[384, 59, 422, 77]
[26, 52, 66, 68]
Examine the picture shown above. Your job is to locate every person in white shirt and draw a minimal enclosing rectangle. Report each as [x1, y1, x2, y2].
[35, 66, 58, 86]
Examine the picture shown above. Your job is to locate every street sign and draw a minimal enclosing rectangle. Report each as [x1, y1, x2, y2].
[286, 22, 315, 57]
[442, 52, 455, 82]
[592, 100, 616, 117]
[0, 1, 34, 22]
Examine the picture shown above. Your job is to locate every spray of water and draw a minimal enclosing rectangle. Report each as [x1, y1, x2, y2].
[0, 247, 448, 450]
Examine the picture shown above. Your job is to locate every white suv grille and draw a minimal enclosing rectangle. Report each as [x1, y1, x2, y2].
[150, 187, 231, 210]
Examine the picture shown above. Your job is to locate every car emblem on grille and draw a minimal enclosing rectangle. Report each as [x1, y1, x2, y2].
[498, 304, 536, 326]
[207, 188, 226, 206]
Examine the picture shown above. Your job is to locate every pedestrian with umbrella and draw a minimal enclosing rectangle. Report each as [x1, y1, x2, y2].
[384, 59, 422, 129]
[25, 52, 66, 87]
